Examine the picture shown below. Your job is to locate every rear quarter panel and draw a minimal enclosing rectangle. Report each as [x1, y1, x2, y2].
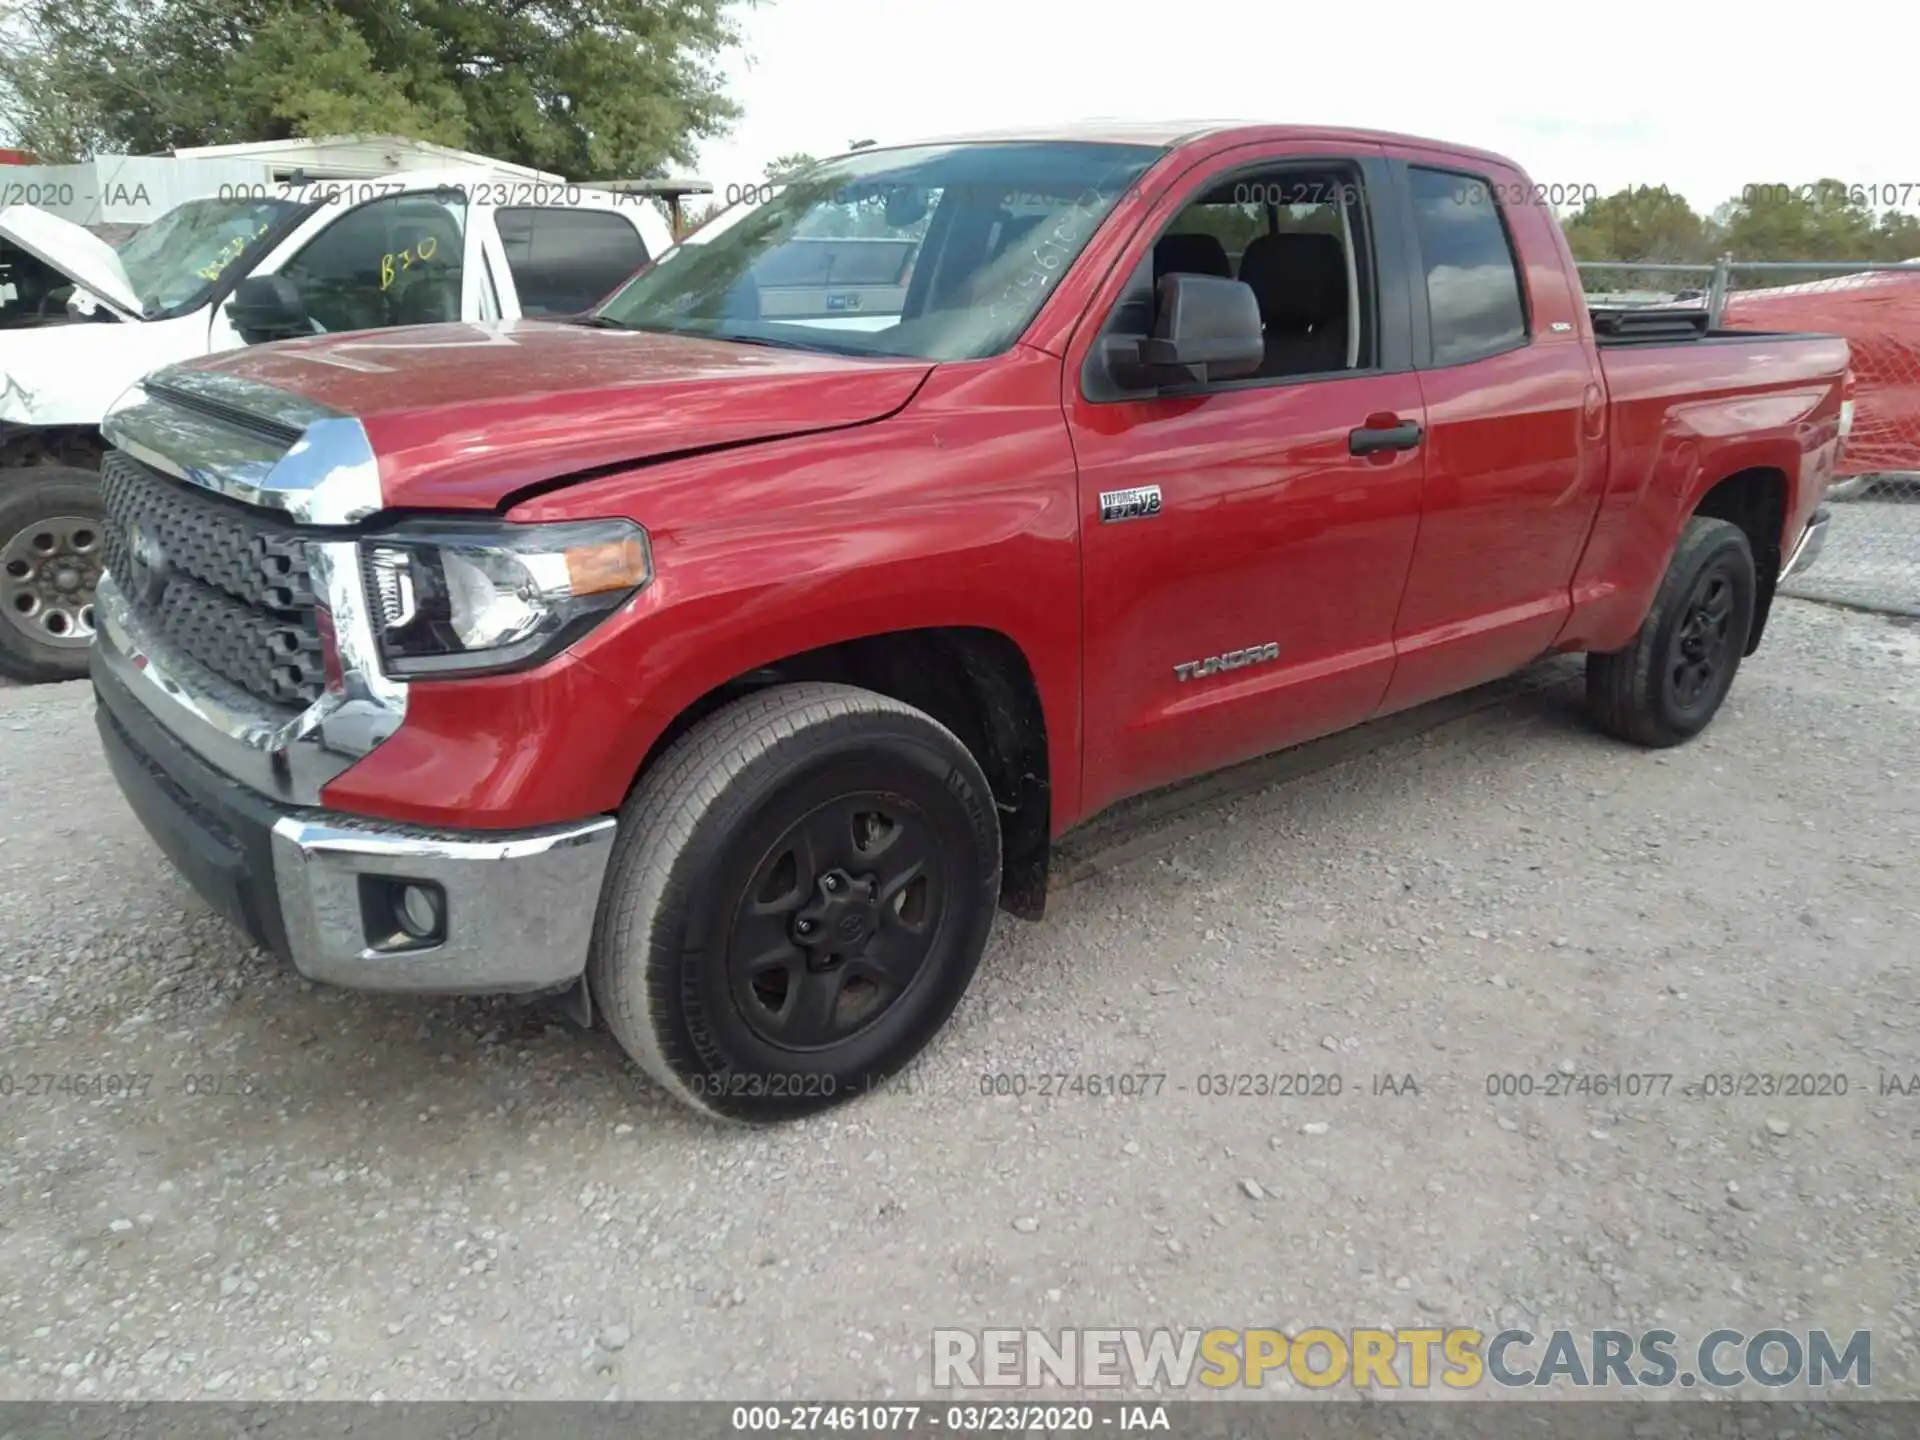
[1557, 333, 1849, 653]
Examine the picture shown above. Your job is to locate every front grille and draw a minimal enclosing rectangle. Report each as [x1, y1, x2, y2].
[99, 450, 327, 710]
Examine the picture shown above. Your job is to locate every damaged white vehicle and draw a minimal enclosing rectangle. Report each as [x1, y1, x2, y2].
[0, 172, 669, 682]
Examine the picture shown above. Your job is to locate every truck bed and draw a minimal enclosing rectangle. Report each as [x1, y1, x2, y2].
[1588, 305, 1841, 348]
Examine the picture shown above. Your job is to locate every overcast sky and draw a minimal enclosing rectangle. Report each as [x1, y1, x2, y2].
[694, 0, 1908, 215]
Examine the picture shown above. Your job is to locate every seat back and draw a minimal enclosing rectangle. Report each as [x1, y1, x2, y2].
[1153, 232, 1232, 285]
[1235, 231, 1350, 377]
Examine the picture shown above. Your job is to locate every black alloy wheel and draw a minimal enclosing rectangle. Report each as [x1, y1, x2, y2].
[727, 794, 947, 1050]
[1665, 562, 1739, 718]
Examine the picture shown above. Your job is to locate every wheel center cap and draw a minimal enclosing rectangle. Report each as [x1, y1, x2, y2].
[53, 568, 81, 593]
[794, 870, 881, 956]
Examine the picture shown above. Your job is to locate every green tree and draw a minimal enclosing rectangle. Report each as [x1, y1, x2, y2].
[0, 0, 761, 178]
[681, 197, 725, 230]
[1873, 209, 1920, 261]
[1712, 179, 1880, 262]
[1562, 185, 1716, 264]
[763, 151, 816, 180]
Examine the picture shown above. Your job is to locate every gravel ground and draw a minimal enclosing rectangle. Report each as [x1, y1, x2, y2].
[1, 599, 1916, 1404]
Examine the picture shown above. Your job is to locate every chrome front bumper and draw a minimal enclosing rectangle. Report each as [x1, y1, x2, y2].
[270, 813, 617, 993]
[94, 653, 617, 995]
[1782, 506, 1831, 580]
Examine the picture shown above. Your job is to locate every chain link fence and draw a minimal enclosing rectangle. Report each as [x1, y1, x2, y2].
[1578, 258, 1920, 617]
[1797, 475, 1920, 616]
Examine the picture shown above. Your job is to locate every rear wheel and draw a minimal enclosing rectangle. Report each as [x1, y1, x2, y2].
[0, 468, 106, 684]
[1587, 516, 1756, 747]
[589, 682, 1001, 1122]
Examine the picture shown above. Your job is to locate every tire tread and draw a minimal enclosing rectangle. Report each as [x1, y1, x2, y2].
[589, 682, 990, 1121]
[1586, 515, 1753, 747]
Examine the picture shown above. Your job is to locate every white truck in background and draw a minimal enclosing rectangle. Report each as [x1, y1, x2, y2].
[0, 167, 672, 682]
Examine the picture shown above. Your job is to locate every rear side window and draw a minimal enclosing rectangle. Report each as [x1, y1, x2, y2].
[496, 208, 648, 316]
[1406, 166, 1528, 364]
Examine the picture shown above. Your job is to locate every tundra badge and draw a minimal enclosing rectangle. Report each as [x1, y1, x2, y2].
[1174, 641, 1280, 682]
[1099, 485, 1163, 523]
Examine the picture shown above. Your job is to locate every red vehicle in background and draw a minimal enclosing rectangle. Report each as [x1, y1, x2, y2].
[1715, 267, 1920, 478]
[89, 123, 1849, 1122]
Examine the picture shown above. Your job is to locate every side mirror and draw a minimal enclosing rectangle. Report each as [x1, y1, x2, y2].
[1138, 273, 1264, 384]
[883, 186, 928, 228]
[226, 274, 310, 343]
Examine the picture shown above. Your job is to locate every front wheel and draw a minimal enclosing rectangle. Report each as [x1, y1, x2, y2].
[589, 682, 1001, 1122]
[1587, 515, 1756, 747]
[0, 468, 107, 684]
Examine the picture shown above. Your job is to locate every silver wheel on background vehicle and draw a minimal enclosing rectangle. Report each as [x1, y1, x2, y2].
[1, 513, 102, 649]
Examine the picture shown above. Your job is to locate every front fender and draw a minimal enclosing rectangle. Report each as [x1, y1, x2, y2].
[323, 350, 1088, 831]
[0, 309, 209, 427]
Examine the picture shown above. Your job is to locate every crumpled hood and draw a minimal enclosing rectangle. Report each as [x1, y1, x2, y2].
[177, 318, 936, 510]
[0, 204, 144, 316]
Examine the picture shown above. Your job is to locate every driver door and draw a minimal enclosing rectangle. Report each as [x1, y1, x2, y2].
[1065, 142, 1428, 816]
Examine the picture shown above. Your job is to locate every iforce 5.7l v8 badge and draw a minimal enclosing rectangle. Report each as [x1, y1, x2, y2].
[1099, 485, 1163, 523]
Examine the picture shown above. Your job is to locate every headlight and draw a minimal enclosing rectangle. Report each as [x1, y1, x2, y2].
[359, 517, 651, 678]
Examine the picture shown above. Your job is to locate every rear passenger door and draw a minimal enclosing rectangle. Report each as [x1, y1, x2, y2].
[1375, 154, 1607, 713]
[491, 207, 651, 316]
[1065, 143, 1429, 816]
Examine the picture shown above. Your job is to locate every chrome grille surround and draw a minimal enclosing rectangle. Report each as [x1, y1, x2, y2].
[95, 367, 407, 806]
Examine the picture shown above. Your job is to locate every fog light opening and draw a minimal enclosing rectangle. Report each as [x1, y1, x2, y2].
[398, 882, 444, 940]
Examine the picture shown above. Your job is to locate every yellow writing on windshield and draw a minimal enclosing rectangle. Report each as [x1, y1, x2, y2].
[194, 221, 273, 283]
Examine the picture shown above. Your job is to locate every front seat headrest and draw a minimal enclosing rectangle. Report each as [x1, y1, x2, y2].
[1153, 232, 1232, 283]
[1236, 232, 1348, 331]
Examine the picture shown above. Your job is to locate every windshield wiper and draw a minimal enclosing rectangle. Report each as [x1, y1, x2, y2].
[552, 313, 631, 329]
[556, 315, 887, 358]
[709, 331, 879, 358]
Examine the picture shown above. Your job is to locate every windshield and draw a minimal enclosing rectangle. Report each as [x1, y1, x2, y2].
[592, 141, 1163, 359]
[116, 196, 304, 316]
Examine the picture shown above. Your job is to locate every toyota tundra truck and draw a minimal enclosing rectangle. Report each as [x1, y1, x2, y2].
[87, 124, 1849, 1122]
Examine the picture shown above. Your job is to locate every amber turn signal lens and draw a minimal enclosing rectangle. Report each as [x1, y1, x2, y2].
[563, 536, 651, 596]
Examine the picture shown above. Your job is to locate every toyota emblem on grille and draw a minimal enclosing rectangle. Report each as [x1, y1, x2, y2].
[125, 522, 172, 608]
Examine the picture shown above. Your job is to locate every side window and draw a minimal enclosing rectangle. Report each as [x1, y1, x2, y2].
[1098, 164, 1376, 386]
[496, 208, 648, 316]
[1406, 167, 1528, 365]
[276, 192, 467, 336]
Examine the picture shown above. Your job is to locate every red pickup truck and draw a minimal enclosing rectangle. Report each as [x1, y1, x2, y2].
[90, 123, 1849, 1122]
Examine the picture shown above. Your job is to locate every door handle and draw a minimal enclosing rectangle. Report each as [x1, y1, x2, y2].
[1348, 420, 1424, 455]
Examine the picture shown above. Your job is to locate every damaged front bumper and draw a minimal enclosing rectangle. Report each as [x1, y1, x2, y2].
[93, 644, 616, 995]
